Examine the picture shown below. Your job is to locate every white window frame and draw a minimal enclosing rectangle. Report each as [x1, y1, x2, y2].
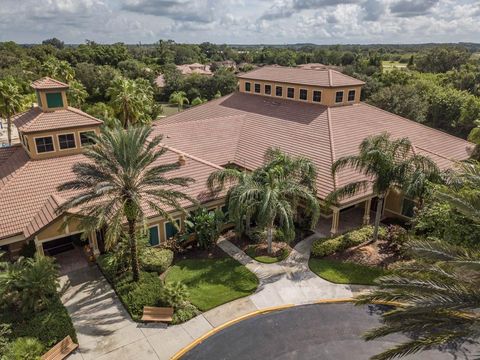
[287, 87, 295, 99]
[34, 135, 55, 154]
[79, 131, 96, 148]
[264, 83, 272, 96]
[244, 81, 251, 92]
[335, 90, 344, 103]
[347, 89, 356, 102]
[148, 224, 161, 246]
[254, 83, 261, 94]
[164, 218, 181, 240]
[57, 132, 77, 151]
[312, 90, 322, 103]
[299, 88, 308, 101]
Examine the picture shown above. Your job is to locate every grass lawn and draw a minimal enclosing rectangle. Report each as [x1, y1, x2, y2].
[245, 246, 289, 264]
[309, 258, 387, 285]
[164, 258, 259, 311]
[158, 102, 182, 117]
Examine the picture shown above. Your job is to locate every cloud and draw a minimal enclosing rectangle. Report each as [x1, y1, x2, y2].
[390, 0, 439, 17]
[361, 0, 385, 21]
[261, 0, 360, 20]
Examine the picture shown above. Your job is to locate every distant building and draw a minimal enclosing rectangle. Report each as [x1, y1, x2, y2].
[176, 63, 213, 76]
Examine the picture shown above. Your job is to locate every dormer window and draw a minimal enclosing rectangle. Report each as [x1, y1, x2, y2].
[265, 84, 272, 95]
[58, 133, 76, 150]
[245, 82, 251, 92]
[287, 87, 295, 99]
[46, 92, 64, 108]
[254, 83, 261, 93]
[313, 90, 321, 102]
[299, 89, 308, 101]
[275, 86, 283, 97]
[348, 90, 356, 102]
[335, 91, 344, 103]
[35, 136, 54, 154]
[80, 131, 96, 146]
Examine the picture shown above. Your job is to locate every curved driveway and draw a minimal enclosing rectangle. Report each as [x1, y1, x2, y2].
[182, 303, 462, 360]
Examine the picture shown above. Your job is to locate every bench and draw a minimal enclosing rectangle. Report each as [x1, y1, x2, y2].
[141, 306, 174, 323]
[41, 336, 78, 360]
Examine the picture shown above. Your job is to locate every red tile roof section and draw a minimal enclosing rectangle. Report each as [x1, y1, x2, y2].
[31, 77, 69, 90]
[13, 106, 103, 133]
[237, 66, 365, 87]
[24, 195, 66, 238]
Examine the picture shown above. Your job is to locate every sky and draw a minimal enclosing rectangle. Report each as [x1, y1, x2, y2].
[0, 0, 479, 45]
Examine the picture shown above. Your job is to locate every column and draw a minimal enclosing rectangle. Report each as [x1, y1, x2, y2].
[89, 231, 100, 256]
[330, 208, 340, 236]
[34, 236, 44, 256]
[363, 198, 372, 225]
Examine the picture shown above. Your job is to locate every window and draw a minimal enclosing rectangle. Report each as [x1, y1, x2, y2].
[401, 198, 416, 218]
[265, 84, 272, 95]
[313, 90, 322, 102]
[35, 136, 54, 153]
[254, 83, 261, 93]
[275, 86, 283, 97]
[287, 87, 295, 99]
[335, 91, 344, 103]
[58, 133, 76, 150]
[165, 219, 181, 239]
[80, 131, 95, 146]
[348, 90, 356, 102]
[245, 82, 251, 92]
[148, 226, 160, 246]
[299, 89, 308, 101]
[45, 92, 64, 108]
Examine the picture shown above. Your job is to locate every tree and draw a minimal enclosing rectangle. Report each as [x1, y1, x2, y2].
[41, 56, 75, 83]
[208, 148, 319, 254]
[57, 126, 195, 281]
[169, 91, 189, 110]
[0, 78, 23, 146]
[328, 133, 439, 242]
[415, 46, 470, 73]
[67, 79, 88, 108]
[42, 38, 64, 49]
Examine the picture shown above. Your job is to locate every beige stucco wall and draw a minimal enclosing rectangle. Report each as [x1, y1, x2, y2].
[383, 189, 413, 220]
[37, 89, 69, 111]
[238, 78, 362, 106]
[22, 125, 100, 160]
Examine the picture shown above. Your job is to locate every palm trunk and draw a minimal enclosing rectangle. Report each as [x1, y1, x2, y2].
[372, 196, 384, 242]
[267, 224, 273, 255]
[128, 219, 140, 282]
[7, 114, 11, 146]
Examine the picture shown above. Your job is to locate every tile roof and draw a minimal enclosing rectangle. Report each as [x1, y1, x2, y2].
[154, 92, 473, 202]
[0, 146, 223, 240]
[13, 106, 103, 133]
[31, 77, 69, 90]
[237, 66, 365, 87]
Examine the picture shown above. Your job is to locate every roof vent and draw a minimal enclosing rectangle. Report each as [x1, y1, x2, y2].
[178, 154, 186, 166]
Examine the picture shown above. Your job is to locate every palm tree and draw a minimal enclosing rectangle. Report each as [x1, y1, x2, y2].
[0, 78, 23, 146]
[328, 133, 439, 242]
[208, 148, 320, 254]
[169, 91, 189, 111]
[107, 77, 145, 128]
[356, 239, 480, 360]
[68, 79, 88, 108]
[58, 126, 195, 281]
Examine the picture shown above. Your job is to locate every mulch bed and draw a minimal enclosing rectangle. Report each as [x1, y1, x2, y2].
[247, 242, 290, 258]
[174, 244, 228, 261]
[328, 239, 402, 268]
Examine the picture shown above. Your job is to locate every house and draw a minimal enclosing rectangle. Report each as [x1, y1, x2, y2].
[176, 63, 213, 76]
[0, 77, 224, 260]
[0, 68, 473, 262]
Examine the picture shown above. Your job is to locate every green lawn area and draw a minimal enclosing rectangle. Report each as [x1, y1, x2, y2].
[164, 258, 259, 311]
[158, 102, 182, 117]
[245, 246, 289, 264]
[382, 61, 408, 72]
[309, 258, 387, 285]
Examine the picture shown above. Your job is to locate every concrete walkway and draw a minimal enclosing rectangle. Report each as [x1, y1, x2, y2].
[60, 234, 368, 360]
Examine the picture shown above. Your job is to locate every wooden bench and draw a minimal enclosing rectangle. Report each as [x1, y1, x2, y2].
[41, 336, 78, 360]
[141, 306, 174, 323]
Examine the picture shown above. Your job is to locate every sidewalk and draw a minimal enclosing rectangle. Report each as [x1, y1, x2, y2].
[60, 234, 366, 360]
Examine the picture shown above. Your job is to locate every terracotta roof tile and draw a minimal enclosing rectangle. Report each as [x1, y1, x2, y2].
[31, 77, 69, 90]
[13, 106, 103, 133]
[237, 66, 365, 87]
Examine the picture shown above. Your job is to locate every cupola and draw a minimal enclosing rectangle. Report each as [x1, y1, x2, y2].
[31, 77, 69, 111]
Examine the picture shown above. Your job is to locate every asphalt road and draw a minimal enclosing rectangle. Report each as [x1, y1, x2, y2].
[182, 303, 467, 360]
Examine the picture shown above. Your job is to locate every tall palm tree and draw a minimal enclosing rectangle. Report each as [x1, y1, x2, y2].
[169, 91, 189, 111]
[208, 148, 320, 254]
[356, 239, 480, 360]
[58, 126, 195, 281]
[328, 133, 439, 242]
[107, 77, 145, 128]
[0, 78, 23, 146]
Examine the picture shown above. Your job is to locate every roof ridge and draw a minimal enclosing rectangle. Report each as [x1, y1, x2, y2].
[67, 107, 103, 123]
[157, 112, 245, 127]
[360, 102, 474, 147]
[328, 69, 333, 86]
[414, 144, 455, 162]
[160, 144, 223, 170]
[232, 115, 249, 167]
[326, 107, 338, 191]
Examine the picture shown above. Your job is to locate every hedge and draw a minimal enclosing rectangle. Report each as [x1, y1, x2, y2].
[311, 226, 387, 257]
[140, 248, 174, 274]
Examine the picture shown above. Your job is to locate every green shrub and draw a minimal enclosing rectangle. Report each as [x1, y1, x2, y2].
[182, 208, 225, 249]
[19, 241, 36, 258]
[115, 272, 164, 321]
[161, 281, 189, 309]
[311, 226, 387, 257]
[171, 303, 198, 325]
[140, 248, 173, 274]
[3, 337, 44, 360]
[96, 254, 117, 281]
